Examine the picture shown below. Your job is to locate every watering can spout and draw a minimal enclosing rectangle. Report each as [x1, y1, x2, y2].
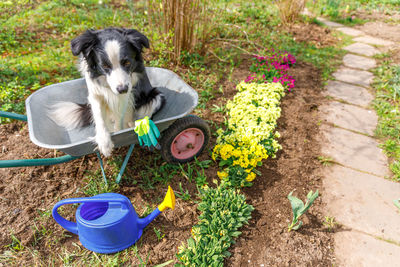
[138, 186, 175, 229]
[158, 185, 176, 212]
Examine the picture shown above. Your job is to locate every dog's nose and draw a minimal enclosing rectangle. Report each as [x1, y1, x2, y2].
[116, 84, 129, 94]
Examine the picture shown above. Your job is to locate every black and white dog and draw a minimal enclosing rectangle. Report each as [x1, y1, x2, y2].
[51, 28, 165, 157]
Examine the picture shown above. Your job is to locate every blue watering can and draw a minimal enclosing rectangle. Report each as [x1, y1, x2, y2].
[52, 186, 175, 254]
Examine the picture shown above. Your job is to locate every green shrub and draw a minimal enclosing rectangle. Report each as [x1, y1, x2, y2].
[177, 184, 254, 266]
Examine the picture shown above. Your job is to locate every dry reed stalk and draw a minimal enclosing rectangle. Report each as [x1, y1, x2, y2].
[147, 0, 210, 62]
[276, 0, 306, 25]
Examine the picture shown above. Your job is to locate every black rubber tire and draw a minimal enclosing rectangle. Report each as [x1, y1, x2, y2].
[159, 115, 210, 164]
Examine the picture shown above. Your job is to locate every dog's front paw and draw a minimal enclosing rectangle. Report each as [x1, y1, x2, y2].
[96, 133, 114, 157]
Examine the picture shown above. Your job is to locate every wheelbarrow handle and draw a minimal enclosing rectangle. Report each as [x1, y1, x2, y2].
[0, 111, 27, 121]
[0, 155, 79, 168]
[0, 111, 79, 168]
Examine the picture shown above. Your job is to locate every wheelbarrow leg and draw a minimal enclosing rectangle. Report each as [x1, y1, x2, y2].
[116, 144, 135, 184]
[96, 152, 108, 185]
[96, 144, 135, 185]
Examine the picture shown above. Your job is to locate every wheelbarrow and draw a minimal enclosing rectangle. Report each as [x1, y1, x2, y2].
[0, 67, 210, 184]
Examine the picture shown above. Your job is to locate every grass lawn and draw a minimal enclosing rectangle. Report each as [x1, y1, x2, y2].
[373, 60, 400, 181]
[309, 0, 400, 25]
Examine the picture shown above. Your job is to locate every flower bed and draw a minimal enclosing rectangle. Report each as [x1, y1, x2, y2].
[213, 50, 295, 187]
[246, 51, 296, 91]
[213, 82, 285, 187]
[177, 51, 295, 265]
[176, 184, 253, 266]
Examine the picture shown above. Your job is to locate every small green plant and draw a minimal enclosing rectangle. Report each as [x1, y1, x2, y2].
[194, 168, 208, 188]
[394, 199, 400, 211]
[82, 170, 119, 196]
[141, 204, 154, 218]
[211, 104, 225, 114]
[6, 234, 24, 252]
[131, 245, 151, 267]
[287, 189, 319, 231]
[154, 260, 175, 267]
[323, 216, 338, 232]
[175, 182, 191, 201]
[179, 162, 195, 182]
[153, 227, 165, 241]
[179, 158, 211, 187]
[317, 156, 334, 166]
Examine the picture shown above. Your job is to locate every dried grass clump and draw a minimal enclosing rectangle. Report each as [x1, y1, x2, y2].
[276, 0, 307, 25]
[147, 0, 211, 63]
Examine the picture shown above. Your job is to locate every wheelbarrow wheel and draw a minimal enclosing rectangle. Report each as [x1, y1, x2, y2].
[160, 115, 210, 163]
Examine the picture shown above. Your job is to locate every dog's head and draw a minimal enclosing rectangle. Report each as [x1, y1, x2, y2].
[71, 28, 149, 95]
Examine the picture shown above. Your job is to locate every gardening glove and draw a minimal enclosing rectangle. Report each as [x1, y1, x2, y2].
[134, 116, 161, 149]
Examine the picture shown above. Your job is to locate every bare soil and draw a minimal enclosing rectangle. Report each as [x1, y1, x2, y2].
[354, 10, 400, 25]
[355, 21, 400, 43]
[288, 22, 338, 48]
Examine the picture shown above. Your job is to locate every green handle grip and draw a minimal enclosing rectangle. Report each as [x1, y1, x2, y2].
[0, 155, 79, 168]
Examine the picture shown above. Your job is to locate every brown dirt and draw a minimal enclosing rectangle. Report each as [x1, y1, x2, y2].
[287, 22, 338, 48]
[355, 21, 400, 43]
[354, 9, 400, 24]
[227, 62, 333, 266]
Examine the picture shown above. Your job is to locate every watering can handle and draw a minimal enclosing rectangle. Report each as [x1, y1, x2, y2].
[52, 197, 131, 235]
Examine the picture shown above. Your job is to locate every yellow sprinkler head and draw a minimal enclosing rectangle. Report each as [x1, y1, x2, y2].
[158, 186, 175, 212]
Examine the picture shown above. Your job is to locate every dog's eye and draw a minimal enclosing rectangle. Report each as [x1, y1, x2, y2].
[121, 60, 131, 68]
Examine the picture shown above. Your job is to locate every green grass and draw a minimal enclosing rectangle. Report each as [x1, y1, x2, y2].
[309, 0, 400, 25]
[372, 60, 400, 181]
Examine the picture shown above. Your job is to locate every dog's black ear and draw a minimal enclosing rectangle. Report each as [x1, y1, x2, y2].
[124, 29, 149, 53]
[71, 30, 98, 57]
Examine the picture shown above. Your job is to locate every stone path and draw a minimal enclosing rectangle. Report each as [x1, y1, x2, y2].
[317, 18, 400, 266]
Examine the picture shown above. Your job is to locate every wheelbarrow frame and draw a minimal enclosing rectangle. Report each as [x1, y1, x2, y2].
[0, 68, 210, 184]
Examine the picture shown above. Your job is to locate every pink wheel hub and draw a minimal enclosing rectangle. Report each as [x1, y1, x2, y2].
[171, 128, 205, 160]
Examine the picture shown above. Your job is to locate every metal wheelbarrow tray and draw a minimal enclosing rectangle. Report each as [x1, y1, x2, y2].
[1, 67, 210, 183]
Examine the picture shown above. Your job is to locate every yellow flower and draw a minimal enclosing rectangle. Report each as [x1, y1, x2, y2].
[213, 82, 284, 186]
[217, 171, 228, 179]
[246, 172, 256, 182]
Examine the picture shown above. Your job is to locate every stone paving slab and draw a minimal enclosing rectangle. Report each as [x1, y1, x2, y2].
[323, 165, 400, 242]
[344, 43, 380, 57]
[337, 27, 365, 36]
[322, 101, 377, 135]
[321, 125, 390, 177]
[325, 81, 373, 106]
[333, 67, 374, 88]
[334, 231, 400, 267]
[353, 35, 395, 46]
[343, 54, 376, 70]
[317, 17, 344, 27]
